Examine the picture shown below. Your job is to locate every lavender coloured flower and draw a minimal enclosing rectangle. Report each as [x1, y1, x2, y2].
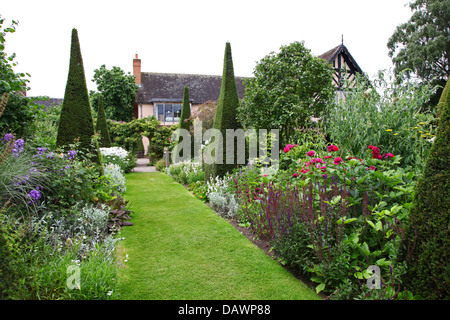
[67, 150, 76, 160]
[28, 188, 42, 202]
[36, 147, 48, 156]
[12, 139, 25, 157]
[3, 133, 14, 142]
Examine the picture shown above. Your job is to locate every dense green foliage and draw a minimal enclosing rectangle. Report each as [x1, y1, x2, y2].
[238, 41, 334, 145]
[437, 77, 450, 118]
[107, 116, 176, 164]
[387, 0, 449, 84]
[204, 42, 242, 180]
[0, 17, 42, 137]
[96, 95, 112, 148]
[324, 71, 438, 173]
[399, 78, 450, 300]
[387, 0, 449, 109]
[1, 84, 132, 299]
[56, 28, 101, 166]
[90, 65, 138, 122]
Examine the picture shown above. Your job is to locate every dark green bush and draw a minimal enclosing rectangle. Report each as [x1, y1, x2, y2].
[400, 78, 450, 300]
[155, 158, 166, 172]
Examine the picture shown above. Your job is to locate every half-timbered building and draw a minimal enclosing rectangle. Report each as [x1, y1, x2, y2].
[318, 41, 364, 95]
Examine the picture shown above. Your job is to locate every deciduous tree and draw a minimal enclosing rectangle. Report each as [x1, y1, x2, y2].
[387, 0, 449, 107]
[90, 65, 137, 122]
[238, 41, 334, 145]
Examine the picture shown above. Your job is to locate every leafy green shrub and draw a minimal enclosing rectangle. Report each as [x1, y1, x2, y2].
[107, 116, 176, 164]
[0, 19, 42, 138]
[167, 160, 203, 185]
[29, 100, 61, 150]
[155, 158, 166, 172]
[324, 71, 438, 173]
[0, 206, 28, 299]
[234, 142, 418, 299]
[10, 233, 118, 300]
[187, 181, 208, 202]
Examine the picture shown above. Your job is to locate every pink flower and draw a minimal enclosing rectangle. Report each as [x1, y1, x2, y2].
[284, 144, 297, 153]
[333, 157, 343, 165]
[324, 155, 332, 160]
[320, 165, 327, 172]
[300, 167, 309, 174]
[368, 145, 382, 159]
[314, 158, 325, 164]
[383, 153, 394, 159]
[307, 150, 315, 157]
[292, 173, 299, 177]
[366, 166, 376, 171]
[327, 145, 339, 152]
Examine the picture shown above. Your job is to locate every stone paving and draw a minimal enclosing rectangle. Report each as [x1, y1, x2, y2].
[132, 157, 156, 172]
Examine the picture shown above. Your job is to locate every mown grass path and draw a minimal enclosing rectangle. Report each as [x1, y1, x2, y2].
[115, 172, 320, 300]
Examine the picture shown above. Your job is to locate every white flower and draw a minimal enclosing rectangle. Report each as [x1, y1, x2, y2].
[103, 163, 126, 193]
[100, 147, 129, 159]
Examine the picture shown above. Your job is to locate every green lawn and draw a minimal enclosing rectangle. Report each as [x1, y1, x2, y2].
[115, 172, 320, 300]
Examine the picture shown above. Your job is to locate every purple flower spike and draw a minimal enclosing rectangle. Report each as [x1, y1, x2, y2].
[3, 133, 14, 142]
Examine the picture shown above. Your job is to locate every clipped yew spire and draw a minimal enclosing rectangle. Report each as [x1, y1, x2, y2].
[204, 42, 242, 180]
[96, 94, 111, 148]
[400, 78, 450, 299]
[179, 86, 192, 132]
[57, 28, 100, 165]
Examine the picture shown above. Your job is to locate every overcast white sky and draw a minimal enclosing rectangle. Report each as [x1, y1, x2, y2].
[2, 0, 413, 98]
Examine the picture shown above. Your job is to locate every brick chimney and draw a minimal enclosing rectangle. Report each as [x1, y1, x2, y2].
[133, 53, 141, 86]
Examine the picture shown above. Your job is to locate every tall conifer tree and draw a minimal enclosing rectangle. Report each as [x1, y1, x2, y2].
[180, 86, 192, 132]
[204, 42, 242, 180]
[96, 94, 111, 148]
[57, 28, 100, 165]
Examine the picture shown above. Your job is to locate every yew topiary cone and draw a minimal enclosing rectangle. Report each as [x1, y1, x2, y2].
[57, 28, 101, 165]
[400, 77, 450, 299]
[204, 42, 242, 180]
[96, 94, 112, 148]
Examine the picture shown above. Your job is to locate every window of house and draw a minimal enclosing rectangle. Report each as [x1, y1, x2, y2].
[155, 103, 183, 123]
